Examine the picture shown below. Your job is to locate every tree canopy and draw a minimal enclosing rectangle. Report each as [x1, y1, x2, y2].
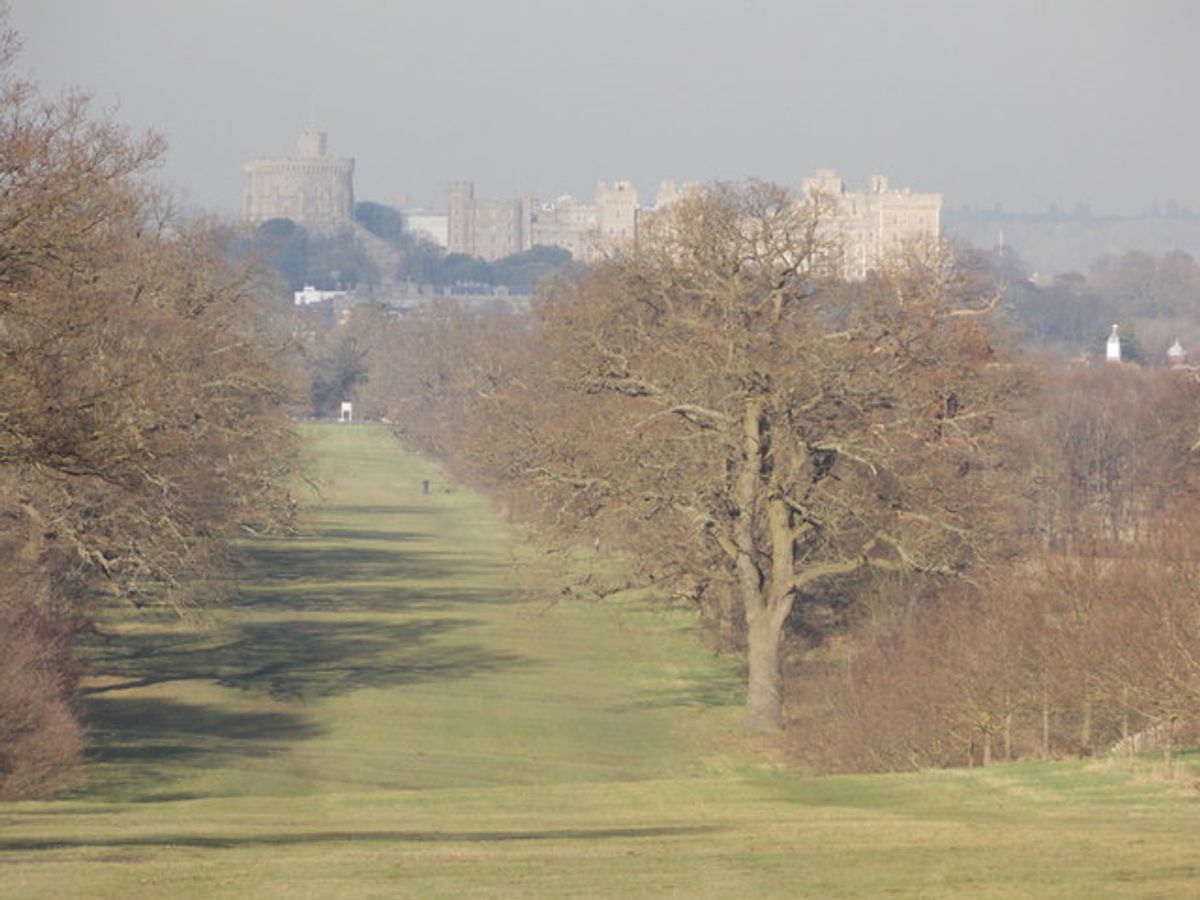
[0, 36, 299, 796]
[366, 181, 1029, 729]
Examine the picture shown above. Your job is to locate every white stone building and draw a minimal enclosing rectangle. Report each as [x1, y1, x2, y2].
[447, 180, 524, 261]
[801, 170, 941, 280]
[652, 180, 702, 210]
[403, 212, 449, 248]
[293, 284, 349, 306]
[447, 179, 640, 262]
[526, 194, 596, 260]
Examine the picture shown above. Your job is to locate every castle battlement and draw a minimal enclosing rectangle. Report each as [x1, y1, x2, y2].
[244, 130, 355, 230]
[447, 179, 640, 263]
[802, 170, 942, 280]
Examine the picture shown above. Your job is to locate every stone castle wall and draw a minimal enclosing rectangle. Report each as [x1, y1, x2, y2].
[242, 136, 936, 277]
[244, 131, 355, 230]
[448, 179, 640, 263]
[802, 170, 942, 280]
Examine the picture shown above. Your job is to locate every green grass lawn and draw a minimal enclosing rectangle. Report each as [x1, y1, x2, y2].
[3, 424, 1198, 899]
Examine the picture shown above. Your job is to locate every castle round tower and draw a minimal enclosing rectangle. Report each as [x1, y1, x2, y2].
[244, 130, 355, 230]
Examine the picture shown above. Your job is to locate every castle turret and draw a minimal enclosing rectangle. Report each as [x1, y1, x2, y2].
[447, 180, 475, 255]
[297, 129, 327, 159]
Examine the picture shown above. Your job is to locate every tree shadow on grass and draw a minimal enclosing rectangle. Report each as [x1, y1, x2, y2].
[81, 617, 528, 702]
[75, 617, 530, 799]
[70, 695, 324, 803]
[75, 495, 534, 797]
[83, 697, 321, 765]
[315, 527, 429, 543]
[233, 542, 510, 588]
[0, 825, 722, 853]
[233, 584, 522, 615]
[230, 523, 522, 617]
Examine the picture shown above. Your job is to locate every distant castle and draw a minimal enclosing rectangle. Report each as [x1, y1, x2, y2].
[802, 170, 942, 280]
[243, 130, 355, 230]
[447, 172, 941, 272]
[240, 133, 940, 277]
[448, 180, 639, 263]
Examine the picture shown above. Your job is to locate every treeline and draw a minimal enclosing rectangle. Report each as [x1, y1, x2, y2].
[0, 38, 298, 796]
[346, 183, 1200, 771]
[237, 202, 576, 294]
[798, 366, 1200, 771]
[1002, 247, 1200, 360]
[944, 206, 1200, 277]
[355, 201, 579, 291]
[353, 183, 1027, 732]
[238, 217, 382, 292]
[804, 535, 1200, 772]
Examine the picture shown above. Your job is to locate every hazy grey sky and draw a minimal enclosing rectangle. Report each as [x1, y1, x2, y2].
[10, 0, 1198, 216]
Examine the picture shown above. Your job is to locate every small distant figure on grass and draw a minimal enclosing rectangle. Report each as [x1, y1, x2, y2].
[422, 479, 430, 495]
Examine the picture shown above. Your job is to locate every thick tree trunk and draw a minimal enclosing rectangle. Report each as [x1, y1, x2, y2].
[734, 395, 791, 731]
[1080, 694, 1092, 755]
[744, 612, 785, 730]
[1041, 684, 1051, 759]
[1120, 687, 1130, 745]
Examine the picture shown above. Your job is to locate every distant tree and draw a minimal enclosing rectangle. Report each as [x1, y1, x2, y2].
[436, 252, 494, 287]
[488, 245, 574, 291]
[306, 330, 370, 417]
[1090, 250, 1200, 320]
[1006, 271, 1116, 349]
[397, 236, 446, 285]
[354, 201, 406, 244]
[356, 305, 529, 457]
[305, 230, 380, 290]
[254, 218, 309, 290]
[1025, 367, 1191, 548]
[393, 245, 577, 291]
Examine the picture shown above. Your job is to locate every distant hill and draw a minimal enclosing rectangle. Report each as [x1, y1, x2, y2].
[944, 208, 1200, 276]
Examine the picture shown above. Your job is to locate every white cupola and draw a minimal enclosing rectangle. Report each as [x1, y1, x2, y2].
[1168, 339, 1187, 367]
[1106, 324, 1121, 363]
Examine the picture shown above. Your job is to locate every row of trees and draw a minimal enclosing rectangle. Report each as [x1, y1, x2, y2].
[801, 539, 1200, 773]
[234, 217, 381, 292]
[239, 202, 577, 297]
[354, 182, 1031, 731]
[1004, 247, 1200, 357]
[0, 31, 298, 796]
[793, 366, 1200, 770]
[354, 200, 578, 291]
[350, 181, 1200, 766]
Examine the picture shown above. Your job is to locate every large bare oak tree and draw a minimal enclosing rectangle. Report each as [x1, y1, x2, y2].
[487, 183, 1024, 729]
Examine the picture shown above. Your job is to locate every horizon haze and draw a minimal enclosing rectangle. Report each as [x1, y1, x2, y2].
[11, 0, 1198, 217]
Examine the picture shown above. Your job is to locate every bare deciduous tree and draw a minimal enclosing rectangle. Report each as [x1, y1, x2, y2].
[0, 27, 299, 795]
[444, 183, 1026, 730]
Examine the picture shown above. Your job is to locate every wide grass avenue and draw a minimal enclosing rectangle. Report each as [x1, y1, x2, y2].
[2, 425, 1196, 899]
